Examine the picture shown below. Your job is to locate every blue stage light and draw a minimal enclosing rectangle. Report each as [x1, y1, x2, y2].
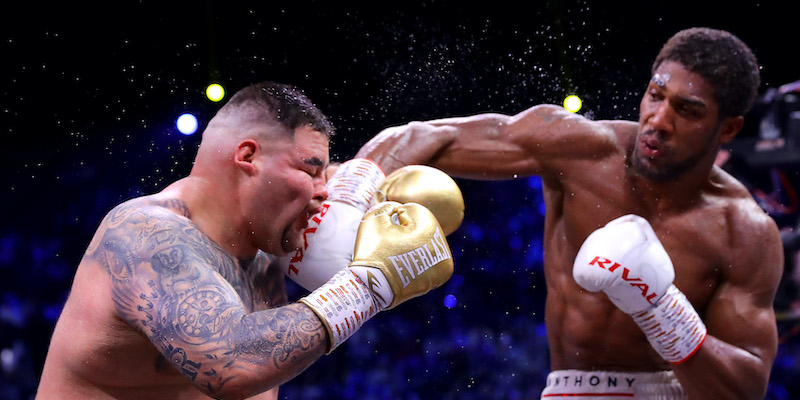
[176, 113, 198, 135]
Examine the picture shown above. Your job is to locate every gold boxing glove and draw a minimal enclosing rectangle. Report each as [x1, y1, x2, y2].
[348, 201, 454, 310]
[374, 165, 465, 236]
[300, 201, 454, 352]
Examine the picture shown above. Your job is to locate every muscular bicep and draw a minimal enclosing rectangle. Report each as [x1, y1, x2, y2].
[703, 214, 782, 365]
[88, 202, 326, 397]
[357, 104, 622, 180]
[87, 203, 251, 378]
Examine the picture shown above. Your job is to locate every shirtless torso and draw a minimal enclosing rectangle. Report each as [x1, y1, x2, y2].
[356, 96, 782, 397]
[37, 189, 288, 400]
[39, 81, 350, 400]
[537, 120, 775, 372]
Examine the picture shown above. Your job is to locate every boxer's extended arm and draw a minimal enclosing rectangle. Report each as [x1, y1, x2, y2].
[355, 104, 621, 179]
[670, 211, 782, 400]
[88, 202, 327, 399]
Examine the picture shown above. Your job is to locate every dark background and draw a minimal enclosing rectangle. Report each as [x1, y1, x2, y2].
[3, 1, 800, 399]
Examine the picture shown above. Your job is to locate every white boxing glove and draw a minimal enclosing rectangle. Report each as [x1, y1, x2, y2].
[276, 158, 385, 291]
[573, 214, 706, 364]
[572, 214, 674, 314]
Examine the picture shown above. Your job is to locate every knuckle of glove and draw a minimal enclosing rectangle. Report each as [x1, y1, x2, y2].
[573, 228, 627, 292]
[353, 201, 454, 309]
[377, 165, 465, 235]
[363, 201, 400, 223]
[573, 215, 675, 313]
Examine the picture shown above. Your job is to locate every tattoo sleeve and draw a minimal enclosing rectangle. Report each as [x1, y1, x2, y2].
[85, 199, 327, 397]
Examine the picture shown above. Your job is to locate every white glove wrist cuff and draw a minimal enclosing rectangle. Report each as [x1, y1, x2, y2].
[299, 270, 378, 353]
[631, 284, 707, 364]
[327, 159, 385, 212]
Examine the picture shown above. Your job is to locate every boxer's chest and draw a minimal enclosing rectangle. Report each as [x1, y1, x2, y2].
[648, 213, 726, 312]
[544, 181, 726, 313]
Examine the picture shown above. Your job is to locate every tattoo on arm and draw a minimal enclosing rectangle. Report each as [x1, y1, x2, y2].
[86, 199, 326, 395]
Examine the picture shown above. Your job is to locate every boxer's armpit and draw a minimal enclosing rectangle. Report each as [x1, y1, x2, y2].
[251, 256, 289, 309]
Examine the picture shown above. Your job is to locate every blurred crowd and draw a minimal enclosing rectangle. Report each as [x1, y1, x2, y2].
[3, 173, 800, 399]
[3, 83, 800, 399]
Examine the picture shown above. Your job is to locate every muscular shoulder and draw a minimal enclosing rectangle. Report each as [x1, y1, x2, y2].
[85, 195, 222, 281]
[725, 195, 782, 264]
[89, 196, 178, 247]
[513, 105, 634, 154]
[711, 167, 779, 239]
[506, 105, 636, 176]
[709, 169, 783, 285]
[91, 195, 190, 236]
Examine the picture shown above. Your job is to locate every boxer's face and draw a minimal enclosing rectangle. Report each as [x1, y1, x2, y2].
[633, 60, 727, 181]
[245, 126, 329, 255]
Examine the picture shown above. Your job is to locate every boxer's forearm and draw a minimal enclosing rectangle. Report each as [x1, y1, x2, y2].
[183, 304, 327, 400]
[356, 105, 595, 181]
[356, 122, 457, 175]
[356, 112, 522, 177]
[673, 335, 772, 400]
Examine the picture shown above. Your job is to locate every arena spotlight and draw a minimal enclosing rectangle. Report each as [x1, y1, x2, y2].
[206, 83, 225, 102]
[563, 94, 583, 113]
[176, 113, 199, 135]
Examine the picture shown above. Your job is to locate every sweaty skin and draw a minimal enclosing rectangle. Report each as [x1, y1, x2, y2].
[38, 126, 332, 400]
[356, 61, 782, 399]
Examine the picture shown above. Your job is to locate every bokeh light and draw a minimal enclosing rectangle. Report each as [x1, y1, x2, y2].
[206, 83, 225, 102]
[176, 113, 198, 135]
[444, 294, 458, 308]
[563, 95, 583, 113]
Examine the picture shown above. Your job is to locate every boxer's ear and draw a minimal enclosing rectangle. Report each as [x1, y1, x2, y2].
[718, 115, 743, 144]
[234, 139, 259, 174]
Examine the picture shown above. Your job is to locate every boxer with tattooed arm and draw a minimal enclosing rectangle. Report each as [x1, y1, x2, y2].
[37, 81, 454, 400]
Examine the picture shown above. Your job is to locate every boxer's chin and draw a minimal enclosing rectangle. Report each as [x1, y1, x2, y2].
[273, 216, 305, 255]
[280, 231, 303, 256]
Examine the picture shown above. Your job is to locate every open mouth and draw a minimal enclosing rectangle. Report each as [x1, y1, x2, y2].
[298, 216, 309, 231]
[306, 204, 323, 220]
[298, 205, 322, 231]
[640, 136, 663, 158]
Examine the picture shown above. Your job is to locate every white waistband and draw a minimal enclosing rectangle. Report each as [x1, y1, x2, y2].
[541, 369, 687, 400]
